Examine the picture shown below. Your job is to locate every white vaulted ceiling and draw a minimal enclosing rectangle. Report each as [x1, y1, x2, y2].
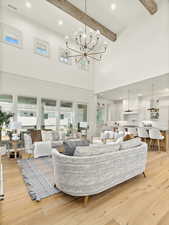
[0, 0, 163, 38]
[0, 0, 169, 94]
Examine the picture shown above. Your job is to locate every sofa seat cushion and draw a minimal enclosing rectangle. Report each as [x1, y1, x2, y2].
[63, 140, 90, 156]
[120, 138, 142, 150]
[74, 143, 120, 157]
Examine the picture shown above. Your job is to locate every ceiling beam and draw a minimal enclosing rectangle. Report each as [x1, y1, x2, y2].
[46, 0, 117, 41]
[139, 0, 158, 15]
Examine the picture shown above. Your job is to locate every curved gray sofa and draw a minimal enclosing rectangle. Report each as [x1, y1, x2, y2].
[52, 142, 147, 200]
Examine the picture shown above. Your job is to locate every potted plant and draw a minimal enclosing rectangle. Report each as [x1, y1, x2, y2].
[0, 109, 13, 142]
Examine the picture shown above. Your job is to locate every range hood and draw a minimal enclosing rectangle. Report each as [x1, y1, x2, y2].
[123, 111, 138, 115]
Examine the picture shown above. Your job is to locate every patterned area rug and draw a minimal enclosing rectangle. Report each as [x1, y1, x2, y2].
[17, 157, 60, 201]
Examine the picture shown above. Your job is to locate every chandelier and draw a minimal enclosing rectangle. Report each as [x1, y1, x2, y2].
[64, 0, 108, 64]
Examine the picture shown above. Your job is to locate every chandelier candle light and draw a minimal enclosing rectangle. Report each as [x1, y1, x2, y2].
[64, 0, 108, 64]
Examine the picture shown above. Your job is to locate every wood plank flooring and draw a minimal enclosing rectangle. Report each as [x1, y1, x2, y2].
[1, 152, 169, 225]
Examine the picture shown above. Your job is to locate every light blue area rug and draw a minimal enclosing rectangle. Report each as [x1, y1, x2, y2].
[17, 157, 60, 201]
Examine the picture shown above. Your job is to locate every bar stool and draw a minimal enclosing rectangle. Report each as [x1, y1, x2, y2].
[118, 127, 125, 136]
[127, 127, 138, 137]
[149, 128, 164, 151]
[137, 127, 149, 146]
[101, 130, 114, 143]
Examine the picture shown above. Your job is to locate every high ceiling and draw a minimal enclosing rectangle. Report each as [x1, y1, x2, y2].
[99, 73, 169, 101]
[0, 0, 167, 94]
[0, 0, 162, 39]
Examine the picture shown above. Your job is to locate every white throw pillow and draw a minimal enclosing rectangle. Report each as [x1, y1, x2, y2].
[41, 130, 47, 141]
[120, 138, 141, 150]
[74, 144, 120, 157]
[41, 131, 53, 142]
[53, 131, 59, 141]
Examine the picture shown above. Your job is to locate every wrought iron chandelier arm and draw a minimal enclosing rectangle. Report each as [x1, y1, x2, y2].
[75, 38, 83, 48]
[66, 45, 82, 54]
[86, 35, 93, 47]
[88, 55, 101, 61]
[67, 54, 82, 58]
[76, 56, 83, 63]
[88, 49, 106, 56]
[75, 38, 81, 46]
[75, 38, 86, 52]
[86, 38, 100, 53]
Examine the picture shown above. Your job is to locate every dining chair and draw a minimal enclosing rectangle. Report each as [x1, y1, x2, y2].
[149, 128, 164, 151]
[127, 127, 138, 137]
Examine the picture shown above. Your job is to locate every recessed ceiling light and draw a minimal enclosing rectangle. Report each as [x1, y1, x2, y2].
[25, 1, 32, 9]
[111, 3, 116, 11]
[58, 20, 63, 26]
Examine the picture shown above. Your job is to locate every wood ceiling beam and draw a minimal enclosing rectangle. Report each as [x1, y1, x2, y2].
[46, 0, 117, 41]
[139, 0, 158, 15]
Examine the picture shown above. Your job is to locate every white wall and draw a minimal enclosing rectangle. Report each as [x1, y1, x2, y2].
[0, 8, 94, 91]
[94, 0, 169, 92]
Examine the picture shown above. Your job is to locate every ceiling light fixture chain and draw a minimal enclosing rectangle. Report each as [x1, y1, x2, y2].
[147, 83, 159, 113]
[124, 89, 133, 113]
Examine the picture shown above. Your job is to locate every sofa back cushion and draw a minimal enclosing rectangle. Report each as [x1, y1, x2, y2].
[41, 130, 53, 142]
[41, 130, 60, 142]
[120, 137, 141, 150]
[63, 140, 90, 156]
[74, 143, 120, 157]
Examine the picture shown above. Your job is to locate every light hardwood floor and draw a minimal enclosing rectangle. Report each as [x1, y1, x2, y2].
[1, 152, 169, 225]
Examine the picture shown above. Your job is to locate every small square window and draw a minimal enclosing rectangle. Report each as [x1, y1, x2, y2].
[0, 23, 22, 48]
[4, 36, 20, 45]
[34, 38, 49, 57]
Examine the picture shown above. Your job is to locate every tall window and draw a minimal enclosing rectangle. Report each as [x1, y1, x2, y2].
[60, 101, 73, 136]
[0, 95, 13, 113]
[96, 103, 105, 125]
[41, 99, 57, 130]
[77, 104, 87, 122]
[17, 96, 37, 128]
[77, 104, 88, 131]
